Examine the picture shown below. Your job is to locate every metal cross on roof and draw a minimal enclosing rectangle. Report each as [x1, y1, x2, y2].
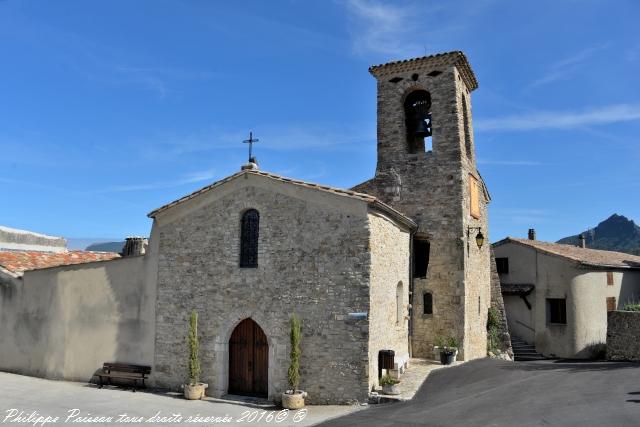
[243, 132, 259, 163]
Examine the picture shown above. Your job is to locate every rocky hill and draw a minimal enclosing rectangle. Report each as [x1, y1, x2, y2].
[85, 241, 125, 253]
[557, 214, 640, 256]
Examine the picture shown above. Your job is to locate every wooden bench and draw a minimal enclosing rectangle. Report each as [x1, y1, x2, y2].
[96, 362, 151, 392]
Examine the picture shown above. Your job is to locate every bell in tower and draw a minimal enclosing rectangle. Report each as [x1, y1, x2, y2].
[404, 90, 432, 153]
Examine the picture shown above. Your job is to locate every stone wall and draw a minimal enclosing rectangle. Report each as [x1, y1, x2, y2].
[353, 54, 491, 360]
[0, 255, 155, 381]
[153, 176, 383, 404]
[367, 212, 411, 390]
[607, 311, 640, 362]
[0, 225, 67, 252]
[489, 249, 512, 356]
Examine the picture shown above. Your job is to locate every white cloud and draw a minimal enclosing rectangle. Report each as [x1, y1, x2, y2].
[343, 0, 423, 57]
[138, 124, 376, 160]
[94, 169, 217, 193]
[476, 104, 640, 132]
[527, 44, 606, 89]
[477, 159, 547, 166]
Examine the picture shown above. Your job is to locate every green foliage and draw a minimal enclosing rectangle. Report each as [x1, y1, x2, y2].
[188, 310, 201, 384]
[436, 335, 458, 355]
[486, 307, 500, 330]
[379, 374, 399, 386]
[624, 303, 640, 312]
[287, 314, 301, 391]
[486, 307, 501, 353]
[446, 336, 458, 349]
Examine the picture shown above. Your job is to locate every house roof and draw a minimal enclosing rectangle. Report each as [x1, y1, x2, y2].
[0, 250, 121, 277]
[147, 169, 417, 230]
[493, 237, 640, 270]
[368, 51, 478, 91]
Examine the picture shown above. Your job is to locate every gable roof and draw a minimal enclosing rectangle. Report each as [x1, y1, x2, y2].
[0, 250, 121, 277]
[147, 169, 416, 230]
[368, 51, 478, 91]
[493, 237, 640, 270]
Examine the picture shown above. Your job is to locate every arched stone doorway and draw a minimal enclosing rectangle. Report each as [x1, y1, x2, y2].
[228, 318, 268, 397]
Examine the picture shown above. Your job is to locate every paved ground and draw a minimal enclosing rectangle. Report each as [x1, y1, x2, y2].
[320, 358, 640, 427]
[372, 358, 464, 402]
[0, 372, 361, 426]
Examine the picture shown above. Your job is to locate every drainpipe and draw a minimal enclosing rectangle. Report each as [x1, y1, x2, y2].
[408, 230, 415, 358]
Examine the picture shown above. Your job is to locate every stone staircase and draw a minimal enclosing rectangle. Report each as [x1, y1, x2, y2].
[511, 336, 545, 361]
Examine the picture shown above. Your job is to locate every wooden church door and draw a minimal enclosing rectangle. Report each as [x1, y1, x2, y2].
[228, 318, 268, 397]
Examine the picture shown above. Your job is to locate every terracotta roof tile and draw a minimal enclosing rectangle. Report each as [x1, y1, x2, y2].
[0, 250, 121, 275]
[494, 237, 640, 270]
[368, 50, 478, 91]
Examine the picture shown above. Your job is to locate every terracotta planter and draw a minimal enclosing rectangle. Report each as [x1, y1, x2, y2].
[281, 391, 306, 409]
[184, 383, 208, 400]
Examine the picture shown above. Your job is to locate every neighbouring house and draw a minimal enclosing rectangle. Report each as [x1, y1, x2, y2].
[494, 232, 640, 359]
[0, 51, 500, 404]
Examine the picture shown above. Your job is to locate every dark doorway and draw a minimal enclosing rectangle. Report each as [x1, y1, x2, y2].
[228, 318, 268, 397]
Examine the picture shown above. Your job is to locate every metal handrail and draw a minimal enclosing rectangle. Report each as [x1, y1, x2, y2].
[515, 320, 535, 332]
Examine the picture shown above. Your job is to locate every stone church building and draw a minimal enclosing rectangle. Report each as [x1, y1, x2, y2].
[0, 51, 494, 404]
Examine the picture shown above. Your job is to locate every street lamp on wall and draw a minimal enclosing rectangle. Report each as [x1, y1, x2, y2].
[468, 226, 485, 249]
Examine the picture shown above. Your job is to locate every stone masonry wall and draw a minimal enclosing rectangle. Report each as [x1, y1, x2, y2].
[353, 56, 491, 360]
[607, 311, 640, 362]
[367, 212, 411, 391]
[153, 178, 374, 404]
[489, 249, 513, 356]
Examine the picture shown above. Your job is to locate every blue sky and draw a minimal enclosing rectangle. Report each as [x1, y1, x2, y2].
[1, 0, 639, 247]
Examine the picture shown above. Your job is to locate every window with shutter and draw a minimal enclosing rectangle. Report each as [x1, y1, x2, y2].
[606, 297, 616, 312]
[606, 272, 614, 286]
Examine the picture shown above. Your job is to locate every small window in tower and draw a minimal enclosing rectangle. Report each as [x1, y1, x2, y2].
[389, 76, 403, 83]
[396, 282, 404, 324]
[411, 73, 419, 81]
[423, 292, 433, 315]
[469, 174, 481, 219]
[427, 70, 442, 77]
[404, 90, 432, 154]
[496, 257, 509, 274]
[606, 297, 617, 312]
[413, 238, 430, 278]
[462, 96, 472, 160]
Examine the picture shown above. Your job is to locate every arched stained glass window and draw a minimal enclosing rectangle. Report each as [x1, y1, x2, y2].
[240, 209, 259, 268]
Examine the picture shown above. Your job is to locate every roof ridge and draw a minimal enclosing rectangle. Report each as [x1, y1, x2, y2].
[147, 169, 416, 229]
[495, 236, 640, 269]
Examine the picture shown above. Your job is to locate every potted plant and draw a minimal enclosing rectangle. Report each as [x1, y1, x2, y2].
[380, 374, 400, 395]
[437, 336, 459, 365]
[184, 310, 208, 400]
[282, 314, 307, 409]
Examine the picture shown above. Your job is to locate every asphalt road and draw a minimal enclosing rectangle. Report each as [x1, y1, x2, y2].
[320, 358, 640, 427]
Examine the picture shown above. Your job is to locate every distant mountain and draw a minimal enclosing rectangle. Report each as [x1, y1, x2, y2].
[557, 214, 640, 256]
[85, 241, 125, 253]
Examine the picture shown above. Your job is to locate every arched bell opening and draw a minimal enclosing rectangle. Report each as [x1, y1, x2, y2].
[228, 318, 269, 397]
[404, 90, 433, 154]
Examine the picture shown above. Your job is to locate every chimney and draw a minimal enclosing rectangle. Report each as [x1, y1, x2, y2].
[528, 228, 536, 240]
[579, 233, 586, 248]
[122, 236, 148, 257]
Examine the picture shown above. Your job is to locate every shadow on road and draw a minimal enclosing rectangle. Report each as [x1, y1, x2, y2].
[505, 359, 640, 373]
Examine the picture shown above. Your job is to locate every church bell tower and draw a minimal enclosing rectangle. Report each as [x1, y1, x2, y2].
[352, 51, 491, 361]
